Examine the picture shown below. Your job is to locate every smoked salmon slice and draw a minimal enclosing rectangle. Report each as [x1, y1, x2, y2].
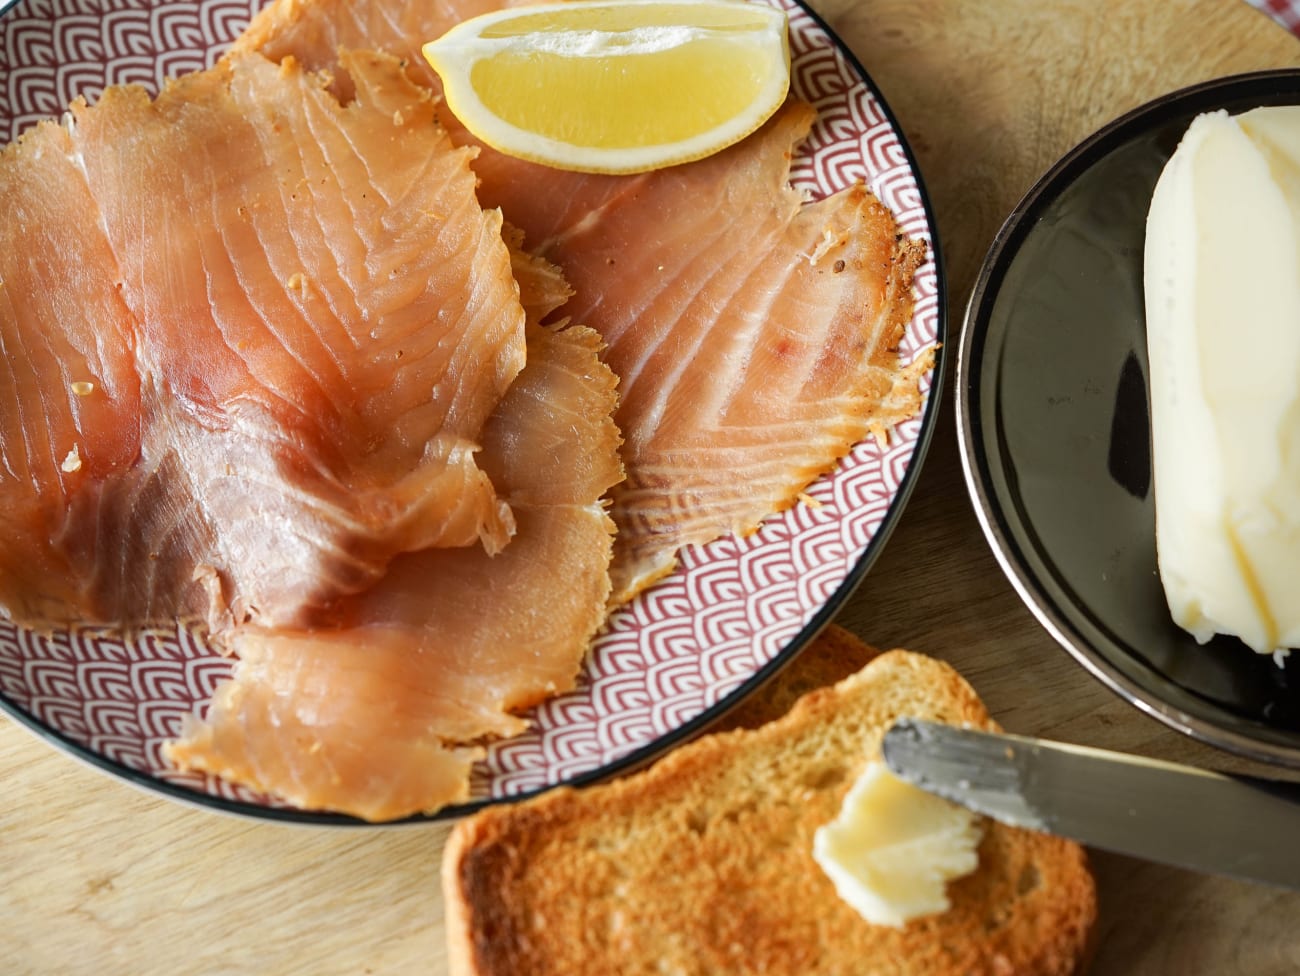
[0, 122, 143, 624]
[235, 0, 507, 87]
[236, 0, 932, 602]
[1, 50, 530, 635]
[3, 42, 624, 819]
[166, 321, 623, 821]
[457, 115, 929, 598]
[474, 104, 929, 599]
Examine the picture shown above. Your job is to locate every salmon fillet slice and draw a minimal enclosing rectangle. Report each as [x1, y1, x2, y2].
[236, 0, 508, 83]
[0, 50, 529, 634]
[235, 0, 932, 602]
[476, 104, 929, 599]
[166, 320, 623, 821]
[0, 122, 144, 623]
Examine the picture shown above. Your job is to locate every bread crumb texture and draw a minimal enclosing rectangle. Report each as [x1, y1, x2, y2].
[443, 627, 1097, 976]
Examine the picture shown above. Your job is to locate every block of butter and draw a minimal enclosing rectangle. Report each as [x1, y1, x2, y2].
[1144, 106, 1300, 658]
[812, 759, 982, 928]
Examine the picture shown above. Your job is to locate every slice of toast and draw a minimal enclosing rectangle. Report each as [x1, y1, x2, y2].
[443, 626, 1097, 976]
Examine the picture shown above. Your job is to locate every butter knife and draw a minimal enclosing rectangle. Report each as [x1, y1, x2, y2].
[881, 718, 1300, 890]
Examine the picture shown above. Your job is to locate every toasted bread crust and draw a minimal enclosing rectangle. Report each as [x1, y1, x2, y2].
[444, 627, 1097, 976]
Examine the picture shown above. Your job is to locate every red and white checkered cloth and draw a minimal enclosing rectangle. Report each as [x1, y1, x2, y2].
[1248, 0, 1300, 34]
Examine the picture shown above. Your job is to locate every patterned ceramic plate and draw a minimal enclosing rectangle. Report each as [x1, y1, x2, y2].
[0, 0, 944, 823]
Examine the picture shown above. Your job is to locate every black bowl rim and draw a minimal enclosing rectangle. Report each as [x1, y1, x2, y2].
[956, 67, 1300, 770]
[0, 0, 950, 825]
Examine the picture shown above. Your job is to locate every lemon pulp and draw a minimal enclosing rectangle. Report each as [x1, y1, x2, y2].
[422, 0, 790, 174]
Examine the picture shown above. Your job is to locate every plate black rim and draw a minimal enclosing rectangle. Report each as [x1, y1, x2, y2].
[0, 0, 949, 824]
[957, 67, 1300, 770]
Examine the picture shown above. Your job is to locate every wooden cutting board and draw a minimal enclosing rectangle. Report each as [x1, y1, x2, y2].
[3, 1, 1299, 973]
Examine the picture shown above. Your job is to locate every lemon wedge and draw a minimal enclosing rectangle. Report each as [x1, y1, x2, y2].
[421, 0, 790, 174]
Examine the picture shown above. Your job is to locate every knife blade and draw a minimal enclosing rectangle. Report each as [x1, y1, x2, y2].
[881, 718, 1300, 890]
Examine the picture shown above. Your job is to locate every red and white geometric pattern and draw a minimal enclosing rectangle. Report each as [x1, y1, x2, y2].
[0, 1, 263, 142]
[0, 0, 941, 819]
[1248, 0, 1300, 34]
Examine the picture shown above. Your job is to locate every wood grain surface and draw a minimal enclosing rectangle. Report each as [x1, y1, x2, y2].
[5, 1, 1300, 973]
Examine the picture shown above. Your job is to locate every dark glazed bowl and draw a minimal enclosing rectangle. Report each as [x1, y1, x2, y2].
[958, 70, 1300, 768]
